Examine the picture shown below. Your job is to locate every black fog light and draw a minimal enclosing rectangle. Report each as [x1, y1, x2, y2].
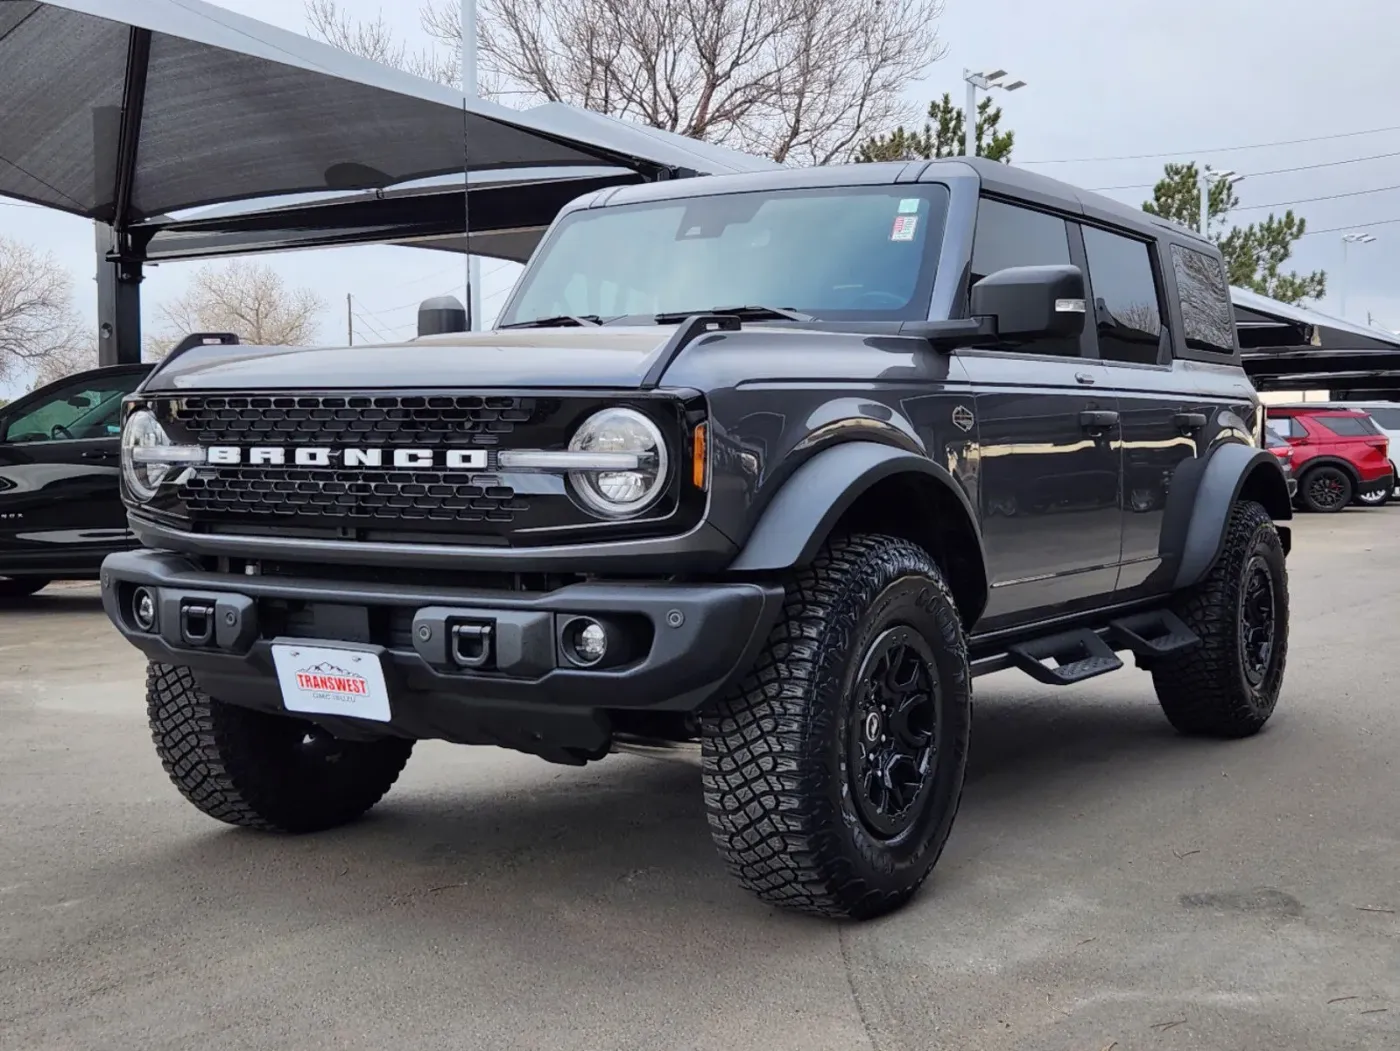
[132, 587, 157, 632]
[561, 616, 608, 667]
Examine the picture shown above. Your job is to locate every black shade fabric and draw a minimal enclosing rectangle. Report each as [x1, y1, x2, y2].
[0, 0, 773, 224]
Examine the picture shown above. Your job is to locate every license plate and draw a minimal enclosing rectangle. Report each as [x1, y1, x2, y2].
[271, 642, 392, 723]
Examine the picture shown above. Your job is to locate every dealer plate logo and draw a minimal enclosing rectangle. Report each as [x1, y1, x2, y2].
[271, 644, 392, 722]
[952, 405, 975, 433]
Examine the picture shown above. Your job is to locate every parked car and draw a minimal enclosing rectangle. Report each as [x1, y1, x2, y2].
[1265, 429, 1298, 499]
[1265, 405, 1393, 512]
[1300, 400, 1400, 506]
[100, 157, 1294, 920]
[0, 363, 153, 597]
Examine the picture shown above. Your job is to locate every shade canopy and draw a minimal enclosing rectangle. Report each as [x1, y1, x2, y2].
[1235, 287, 1400, 396]
[0, 0, 774, 229]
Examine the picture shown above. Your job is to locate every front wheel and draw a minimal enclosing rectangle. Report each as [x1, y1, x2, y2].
[1151, 500, 1288, 737]
[701, 534, 972, 920]
[1298, 466, 1352, 512]
[147, 663, 414, 833]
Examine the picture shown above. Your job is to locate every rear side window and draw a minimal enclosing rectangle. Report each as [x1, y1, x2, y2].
[1364, 406, 1400, 429]
[1171, 244, 1235, 355]
[1316, 415, 1379, 437]
[971, 198, 1077, 357]
[1266, 417, 1305, 439]
[1083, 226, 1164, 365]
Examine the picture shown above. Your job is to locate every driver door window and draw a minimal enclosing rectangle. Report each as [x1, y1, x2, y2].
[2, 376, 135, 444]
[970, 198, 1081, 357]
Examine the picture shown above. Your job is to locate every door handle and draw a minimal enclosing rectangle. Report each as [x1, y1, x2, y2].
[1079, 410, 1119, 430]
[1074, 371, 1097, 385]
[1172, 412, 1208, 431]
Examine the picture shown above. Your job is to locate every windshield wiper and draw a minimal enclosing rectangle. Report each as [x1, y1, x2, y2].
[501, 314, 603, 329]
[654, 305, 815, 323]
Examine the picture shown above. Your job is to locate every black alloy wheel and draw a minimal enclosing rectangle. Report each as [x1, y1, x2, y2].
[1238, 556, 1277, 688]
[1301, 466, 1352, 513]
[847, 628, 940, 840]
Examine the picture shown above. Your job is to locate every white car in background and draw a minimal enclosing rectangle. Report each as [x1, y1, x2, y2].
[1320, 400, 1400, 505]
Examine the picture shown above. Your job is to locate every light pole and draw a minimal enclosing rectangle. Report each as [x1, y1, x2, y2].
[1197, 165, 1243, 236]
[1340, 232, 1376, 320]
[962, 68, 1026, 158]
[461, 0, 482, 330]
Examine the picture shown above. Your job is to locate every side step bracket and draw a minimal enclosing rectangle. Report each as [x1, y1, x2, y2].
[1106, 610, 1201, 668]
[1007, 629, 1123, 686]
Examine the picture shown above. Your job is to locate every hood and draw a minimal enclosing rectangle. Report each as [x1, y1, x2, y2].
[139, 327, 681, 393]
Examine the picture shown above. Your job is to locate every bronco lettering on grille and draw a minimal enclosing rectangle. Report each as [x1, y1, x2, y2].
[205, 446, 488, 470]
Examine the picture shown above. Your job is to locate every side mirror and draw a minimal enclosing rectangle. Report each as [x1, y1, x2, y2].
[970, 264, 1086, 342]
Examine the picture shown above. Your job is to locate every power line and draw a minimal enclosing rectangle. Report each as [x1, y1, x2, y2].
[1020, 123, 1400, 166]
[1089, 149, 1400, 193]
[1233, 182, 1400, 213]
[1301, 215, 1400, 238]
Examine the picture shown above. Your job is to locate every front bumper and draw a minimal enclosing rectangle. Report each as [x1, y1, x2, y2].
[100, 550, 783, 763]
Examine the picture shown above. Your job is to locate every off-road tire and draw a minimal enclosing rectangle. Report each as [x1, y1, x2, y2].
[1152, 501, 1288, 738]
[147, 662, 414, 832]
[701, 533, 972, 920]
[1297, 465, 1352, 513]
[0, 576, 49, 599]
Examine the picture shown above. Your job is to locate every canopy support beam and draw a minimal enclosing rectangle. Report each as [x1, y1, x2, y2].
[96, 26, 151, 366]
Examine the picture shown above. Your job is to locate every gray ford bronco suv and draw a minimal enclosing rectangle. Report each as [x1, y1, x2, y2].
[102, 157, 1292, 920]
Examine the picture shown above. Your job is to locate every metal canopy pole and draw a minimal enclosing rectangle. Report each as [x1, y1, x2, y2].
[96, 27, 151, 366]
[462, 0, 483, 331]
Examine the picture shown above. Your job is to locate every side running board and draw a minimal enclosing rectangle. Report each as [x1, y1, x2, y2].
[1000, 609, 1201, 686]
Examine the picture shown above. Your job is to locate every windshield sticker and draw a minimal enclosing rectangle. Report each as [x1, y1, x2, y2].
[890, 215, 919, 241]
[898, 198, 920, 214]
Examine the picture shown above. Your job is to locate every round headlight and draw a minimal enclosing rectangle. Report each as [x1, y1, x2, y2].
[121, 409, 174, 502]
[568, 408, 669, 518]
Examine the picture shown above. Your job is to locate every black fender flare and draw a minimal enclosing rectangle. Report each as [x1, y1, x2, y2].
[1173, 443, 1293, 591]
[726, 441, 986, 573]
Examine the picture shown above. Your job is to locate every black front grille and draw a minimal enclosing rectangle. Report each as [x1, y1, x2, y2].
[182, 467, 527, 524]
[171, 394, 537, 447]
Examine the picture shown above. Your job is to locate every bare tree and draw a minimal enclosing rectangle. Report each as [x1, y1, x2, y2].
[146, 260, 326, 359]
[0, 236, 88, 386]
[307, 0, 946, 165]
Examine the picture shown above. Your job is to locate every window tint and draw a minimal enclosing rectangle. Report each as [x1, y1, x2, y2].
[970, 198, 1077, 356]
[1363, 406, 1400, 429]
[1316, 415, 1378, 437]
[1171, 244, 1235, 354]
[1266, 417, 1305, 439]
[1083, 226, 1164, 365]
[1, 374, 139, 443]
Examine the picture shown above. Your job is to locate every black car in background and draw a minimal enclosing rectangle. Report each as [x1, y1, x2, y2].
[0, 363, 153, 597]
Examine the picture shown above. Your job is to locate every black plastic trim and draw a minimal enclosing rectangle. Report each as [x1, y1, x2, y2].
[1173, 444, 1293, 590]
[127, 512, 738, 574]
[725, 441, 986, 574]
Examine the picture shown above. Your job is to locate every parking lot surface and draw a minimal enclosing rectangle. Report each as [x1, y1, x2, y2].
[2, 513, 1398, 1051]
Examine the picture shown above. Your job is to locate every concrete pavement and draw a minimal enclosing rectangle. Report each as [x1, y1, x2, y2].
[1, 512, 1397, 1051]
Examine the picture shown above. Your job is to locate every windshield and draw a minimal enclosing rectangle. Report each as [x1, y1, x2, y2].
[500, 183, 951, 326]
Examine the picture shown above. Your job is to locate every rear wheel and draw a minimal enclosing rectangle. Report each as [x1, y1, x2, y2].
[0, 577, 49, 599]
[701, 534, 972, 920]
[1152, 500, 1288, 737]
[1298, 465, 1352, 512]
[147, 662, 414, 833]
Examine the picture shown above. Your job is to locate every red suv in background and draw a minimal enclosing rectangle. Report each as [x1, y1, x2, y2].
[1266, 406, 1393, 513]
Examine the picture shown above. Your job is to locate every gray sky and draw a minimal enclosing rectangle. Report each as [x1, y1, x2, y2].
[3, 0, 1398, 398]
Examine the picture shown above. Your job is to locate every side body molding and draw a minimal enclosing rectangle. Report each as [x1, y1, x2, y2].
[726, 441, 985, 572]
[1172, 442, 1294, 591]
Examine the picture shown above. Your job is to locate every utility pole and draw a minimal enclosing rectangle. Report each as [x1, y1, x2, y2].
[346, 293, 354, 345]
[462, 0, 483, 331]
[961, 68, 1026, 158]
